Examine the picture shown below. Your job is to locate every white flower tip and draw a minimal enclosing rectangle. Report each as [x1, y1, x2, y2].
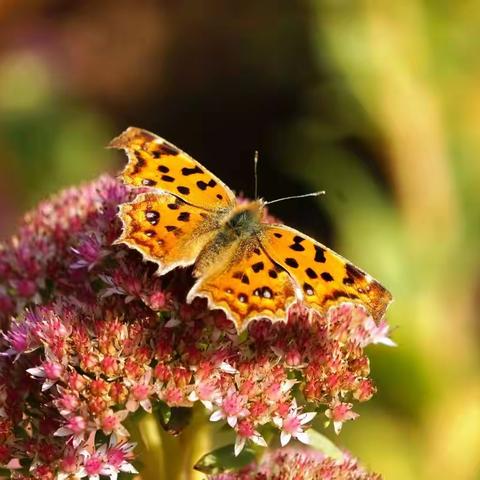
[252, 435, 267, 447]
[201, 400, 213, 410]
[333, 421, 343, 435]
[280, 432, 291, 447]
[376, 337, 397, 347]
[219, 362, 238, 374]
[300, 411, 317, 424]
[209, 410, 224, 422]
[272, 417, 283, 428]
[227, 416, 238, 428]
[26, 367, 44, 377]
[296, 431, 310, 444]
[234, 437, 246, 457]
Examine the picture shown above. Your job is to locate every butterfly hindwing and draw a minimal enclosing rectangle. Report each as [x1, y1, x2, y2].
[110, 127, 236, 210]
[187, 240, 297, 330]
[116, 192, 219, 275]
[260, 225, 392, 320]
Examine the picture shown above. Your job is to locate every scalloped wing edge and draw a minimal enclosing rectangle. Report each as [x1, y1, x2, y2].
[109, 126, 237, 208]
[113, 194, 197, 276]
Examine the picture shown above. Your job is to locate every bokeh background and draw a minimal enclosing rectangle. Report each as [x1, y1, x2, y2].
[1, 2, 479, 479]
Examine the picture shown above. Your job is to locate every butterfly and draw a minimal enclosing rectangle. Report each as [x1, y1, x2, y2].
[111, 127, 392, 331]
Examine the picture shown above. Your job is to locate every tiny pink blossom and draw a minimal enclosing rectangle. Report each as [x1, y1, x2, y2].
[210, 388, 249, 428]
[273, 399, 317, 446]
[325, 401, 359, 434]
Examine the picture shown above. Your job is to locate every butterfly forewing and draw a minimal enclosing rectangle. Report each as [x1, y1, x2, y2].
[117, 192, 219, 275]
[110, 127, 236, 210]
[260, 225, 392, 320]
[187, 240, 297, 330]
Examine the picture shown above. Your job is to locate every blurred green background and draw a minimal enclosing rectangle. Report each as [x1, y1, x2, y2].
[1, 2, 479, 479]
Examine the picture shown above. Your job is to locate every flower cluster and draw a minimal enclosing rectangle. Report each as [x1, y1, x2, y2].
[207, 447, 381, 480]
[0, 175, 393, 478]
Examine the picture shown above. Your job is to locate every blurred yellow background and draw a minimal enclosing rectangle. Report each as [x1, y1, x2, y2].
[1, 2, 479, 479]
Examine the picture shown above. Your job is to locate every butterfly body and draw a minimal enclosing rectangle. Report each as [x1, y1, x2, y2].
[193, 200, 264, 277]
[112, 127, 392, 330]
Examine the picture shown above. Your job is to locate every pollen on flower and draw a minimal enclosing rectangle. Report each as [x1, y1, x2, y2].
[0, 175, 393, 478]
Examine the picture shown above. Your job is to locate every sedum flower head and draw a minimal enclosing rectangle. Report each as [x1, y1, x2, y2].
[0, 175, 394, 478]
[207, 447, 381, 480]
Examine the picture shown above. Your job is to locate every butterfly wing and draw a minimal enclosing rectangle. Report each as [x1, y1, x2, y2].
[260, 225, 392, 320]
[187, 240, 297, 330]
[110, 127, 236, 209]
[116, 192, 220, 275]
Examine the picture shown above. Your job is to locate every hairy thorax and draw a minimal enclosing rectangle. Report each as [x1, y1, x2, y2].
[193, 200, 265, 277]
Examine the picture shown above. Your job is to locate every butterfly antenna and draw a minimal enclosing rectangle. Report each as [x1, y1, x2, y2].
[265, 191, 326, 205]
[254, 150, 259, 199]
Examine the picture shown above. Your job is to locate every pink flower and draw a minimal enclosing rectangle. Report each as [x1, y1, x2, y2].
[97, 409, 129, 437]
[325, 401, 359, 434]
[125, 371, 153, 413]
[54, 415, 88, 447]
[26, 354, 64, 391]
[210, 388, 249, 428]
[207, 446, 381, 479]
[273, 399, 317, 446]
[105, 437, 138, 479]
[234, 419, 267, 456]
[0, 174, 393, 476]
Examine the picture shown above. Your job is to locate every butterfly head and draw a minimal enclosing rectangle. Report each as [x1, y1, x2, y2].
[226, 199, 265, 238]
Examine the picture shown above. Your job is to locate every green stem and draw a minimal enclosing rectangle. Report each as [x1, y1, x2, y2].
[128, 405, 211, 480]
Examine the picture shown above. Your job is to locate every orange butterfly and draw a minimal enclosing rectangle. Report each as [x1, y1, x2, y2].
[111, 127, 392, 330]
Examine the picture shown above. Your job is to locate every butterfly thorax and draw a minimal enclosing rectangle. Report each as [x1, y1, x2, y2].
[193, 200, 264, 278]
[225, 200, 264, 237]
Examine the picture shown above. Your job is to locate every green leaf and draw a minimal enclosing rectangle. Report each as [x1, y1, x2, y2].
[153, 400, 171, 425]
[158, 406, 192, 436]
[194, 444, 256, 475]
[307, 429, 344, 460]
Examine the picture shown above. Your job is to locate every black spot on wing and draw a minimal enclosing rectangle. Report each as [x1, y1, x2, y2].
[241, 275, 250, 285]
[145, 229, 156, 237]
[177, 212, 190, 222]
[268, 269, 278, 279]
[252, 262, 264, 273]
[182, 166, 203, 176]
[323, 289, 359, 303]
[167, 203, 180, 210]
[165, 225, 177, 232]
[158, 165, 169, 173]
[321, 272, 334, 282]
[133, 152, 146, 174]
[303, 282, 314, 296]
[216, 194, 224, 200]
[238, 293, 248, 303]
[274, 232, 282, 238]
[159, 143, 179, 156]
[161, 175, 175, 182]
[314, 245, 326, 263]
[345, 263, 366, 281]
[261, 286, 273, 299]
[305, 268, 317, 279]
[142, 179, 157, 187]
[177, 186, 190, 195]
[197, 179, 217, 191]
[285, 258, 299, 268]
[145, 210, 160, 225]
